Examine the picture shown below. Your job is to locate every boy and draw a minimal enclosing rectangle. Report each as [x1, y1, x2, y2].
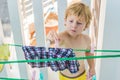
[47, 2, 95, 80]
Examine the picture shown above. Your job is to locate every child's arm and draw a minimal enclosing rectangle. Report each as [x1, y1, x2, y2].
[85, 52, 95, 75]
[86, 52, 96, 80]
[85, 35, 96, 79]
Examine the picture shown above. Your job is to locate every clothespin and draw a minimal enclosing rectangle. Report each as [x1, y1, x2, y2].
[46, 40, 50, 52]
[0, 38, 10, 72]
[39, 72, 44, 80]
[92, 75, 96, 80]
[32, 70, 36, 80]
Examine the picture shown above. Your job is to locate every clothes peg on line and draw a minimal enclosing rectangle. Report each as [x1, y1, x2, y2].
[92, 75, 96, 80]
[46, 40, 50, 52]
[0, 40, 10, 72]
[39, 72, 44, 80]
[32, 70, 36, 80]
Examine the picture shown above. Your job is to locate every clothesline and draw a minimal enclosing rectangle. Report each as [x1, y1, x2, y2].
[1, 43, 120, 64]
[7, 43, 120, 52]
[0, 54, 120, 64]
[0, 77, 27, 80]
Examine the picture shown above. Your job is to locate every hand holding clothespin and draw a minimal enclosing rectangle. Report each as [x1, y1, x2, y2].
[46, 30, 60, 50]
[45, 39, 59, 51]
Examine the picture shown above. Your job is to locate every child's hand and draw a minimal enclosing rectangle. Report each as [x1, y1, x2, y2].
[87, 75, 96, 80]
[47, 30, 59, 43]
[87, 68, 96, 80]
[87, 72, 92, 80]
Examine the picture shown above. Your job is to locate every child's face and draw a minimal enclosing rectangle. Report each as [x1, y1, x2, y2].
[65, 15, 86, 37]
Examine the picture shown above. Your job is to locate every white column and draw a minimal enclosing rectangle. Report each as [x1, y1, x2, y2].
[96, 0, 106, 80]
[98, 0, 120, 80]
[7, 0, 28, 78]
[32, 0, 48, 80]
[57, 0, 67, 32]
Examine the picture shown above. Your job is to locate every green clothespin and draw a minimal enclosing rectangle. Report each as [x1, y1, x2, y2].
[39, 72, 44, 80]
[92, 75, 96, 80]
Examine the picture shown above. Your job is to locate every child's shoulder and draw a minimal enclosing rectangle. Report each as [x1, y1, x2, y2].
[82, 34, 91, 43]
[57, 31, 67, 41]
[58, 31, 67, 37]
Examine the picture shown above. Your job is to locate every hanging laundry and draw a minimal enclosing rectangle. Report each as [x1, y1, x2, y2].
[0, 44, 10, 72]
[22, 46, 80, 73]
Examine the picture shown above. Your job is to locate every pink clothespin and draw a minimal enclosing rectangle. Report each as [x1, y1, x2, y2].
[32, 70, 36, 80]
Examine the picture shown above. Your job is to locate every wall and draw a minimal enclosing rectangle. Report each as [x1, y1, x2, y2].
[99, 0, 120, 80]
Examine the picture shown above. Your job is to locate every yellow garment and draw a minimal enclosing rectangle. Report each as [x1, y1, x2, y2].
[0, 44, 10, 72]
[59, 71, 86, 80]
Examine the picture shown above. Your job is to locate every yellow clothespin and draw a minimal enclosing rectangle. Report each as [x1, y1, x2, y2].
[0, 39, 10, 72]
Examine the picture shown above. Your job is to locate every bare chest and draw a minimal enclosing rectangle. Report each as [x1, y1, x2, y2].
[62, 39, 88, 49]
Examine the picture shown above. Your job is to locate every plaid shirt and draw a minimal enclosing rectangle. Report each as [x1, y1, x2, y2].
[22, 46, 80, 73]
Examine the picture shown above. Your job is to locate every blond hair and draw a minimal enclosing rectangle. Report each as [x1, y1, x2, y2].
[65, 2, 92, 29]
